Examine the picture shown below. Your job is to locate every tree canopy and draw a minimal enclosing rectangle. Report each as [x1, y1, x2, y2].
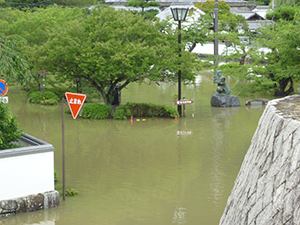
[0, 35, 31, 85]
[194, 0, 248, 33]
[266, 5, 300, 21]
[26, 5, 201, 105]
[126, 0, 160, 12]
[0, 102, 23, 150]
[219, 15, 300, 97]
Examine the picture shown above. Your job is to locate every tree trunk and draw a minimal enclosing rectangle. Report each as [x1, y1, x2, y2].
[239, 55, 247, 65]
[274, 77, 294, 97]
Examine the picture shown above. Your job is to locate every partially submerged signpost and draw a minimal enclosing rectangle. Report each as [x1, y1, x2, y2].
[175, 99, 193, 118]
[62, 92, 86, 200]
[0, 79, 8, 103]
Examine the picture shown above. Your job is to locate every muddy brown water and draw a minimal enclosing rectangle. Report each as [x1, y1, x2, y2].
[2, 72, 266, 225]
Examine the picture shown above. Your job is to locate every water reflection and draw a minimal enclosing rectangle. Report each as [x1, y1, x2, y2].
[0, 208, 58, 225]
[5, 72, 267, 225]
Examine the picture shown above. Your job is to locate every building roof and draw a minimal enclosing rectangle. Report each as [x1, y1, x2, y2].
[231, 10, 266, 20]
[155, 5, 205, 22]
[247, 20, 274, 31]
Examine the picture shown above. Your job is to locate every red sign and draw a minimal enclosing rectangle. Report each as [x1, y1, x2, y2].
[175, 99, 193, 105]
[0, 80, 8, 96]
[65, 92, 86, 119]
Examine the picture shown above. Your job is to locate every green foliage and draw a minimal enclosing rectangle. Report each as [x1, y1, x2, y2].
[27, 6, 200, 106]
[194, 1, 248, 33]
[0, 102, 24, 150]
[194, 0, 230, 15]
[65, 188, 79, 196]
[54, 171, 79, 196]
[126, 0, 160, 12]
[49, 87, 71, 100]
[113, 102, 179, 119]
[55, 184, 79, 196]
[29, 90, 59, 105]
[54, 171, 59, 185]
[218, 15, 300, 97]
[113, 107, 133, 120]
[0, 7, 85, 47]
[143, 9, 160, 20]
[266, 6, 300, 21]
[79, 103, 111, 119]
[0, 35, 32, 86]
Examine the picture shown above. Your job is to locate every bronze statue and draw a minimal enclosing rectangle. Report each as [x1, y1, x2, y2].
[213, 70, 232, 95]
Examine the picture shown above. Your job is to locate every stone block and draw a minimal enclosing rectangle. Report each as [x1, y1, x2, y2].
[44, 190, 59, 209]
[210, 94, 240, 107]
[0, 200, 17, 214]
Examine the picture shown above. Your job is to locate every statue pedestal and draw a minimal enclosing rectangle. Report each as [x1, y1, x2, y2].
[211, 94, 240, 107]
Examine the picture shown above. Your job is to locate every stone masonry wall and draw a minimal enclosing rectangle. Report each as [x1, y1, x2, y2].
[0, 190, 59, 217]
[220, 95, 300, 225]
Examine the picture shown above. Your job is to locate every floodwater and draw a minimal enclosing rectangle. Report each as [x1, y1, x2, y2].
[2, 72, 267, 225]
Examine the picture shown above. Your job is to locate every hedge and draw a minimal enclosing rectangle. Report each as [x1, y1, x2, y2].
[113, 103, 179, 120]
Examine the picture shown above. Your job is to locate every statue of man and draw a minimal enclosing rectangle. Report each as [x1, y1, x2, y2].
[213, 70, 232, 95]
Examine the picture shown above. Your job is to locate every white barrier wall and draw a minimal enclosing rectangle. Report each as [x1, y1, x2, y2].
[0, 134, 55, 201]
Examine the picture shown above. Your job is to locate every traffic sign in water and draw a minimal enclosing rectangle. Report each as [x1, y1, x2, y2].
[65, 92, 86, 119]
[0, 80, 8, 96]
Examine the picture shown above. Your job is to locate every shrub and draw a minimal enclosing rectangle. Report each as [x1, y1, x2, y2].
[50, 87, 71, 100]
[29, 90, 60, 105]
[0, 103, 24, 150]
[79, 103, 111, 119]
[113, 103, 179, 119]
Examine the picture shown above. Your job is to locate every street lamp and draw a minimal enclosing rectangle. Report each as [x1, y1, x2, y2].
[74, 76, 81, 93]
[170, 3, 190, 117]
[210, 0, 219, 56]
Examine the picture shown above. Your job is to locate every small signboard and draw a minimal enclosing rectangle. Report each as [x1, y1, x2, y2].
[175, 99, 193, 105]
[0, 80, 8, 96]
[0, 96, 8, 103]
[65, 92, 86, 119]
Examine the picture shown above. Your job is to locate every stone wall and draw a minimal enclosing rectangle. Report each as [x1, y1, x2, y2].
[220, 95, 300, 225]
[0, 191, 59, 217]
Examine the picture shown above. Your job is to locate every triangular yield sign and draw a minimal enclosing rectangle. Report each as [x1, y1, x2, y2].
[65, 92, 86, 119]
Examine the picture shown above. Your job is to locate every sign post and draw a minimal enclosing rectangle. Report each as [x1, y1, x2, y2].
[0, 80, 9, 104]
[62, 92, 86, 200]
[175, 99, 193, 118]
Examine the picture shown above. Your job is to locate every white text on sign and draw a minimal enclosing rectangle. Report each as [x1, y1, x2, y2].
[175, 100, 194, 105]
[70, 98, 82, 104]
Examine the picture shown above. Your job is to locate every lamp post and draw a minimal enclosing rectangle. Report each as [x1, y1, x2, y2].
[74, 76, 81, 93]
[210, 0, 218, 56]
[170, 3, 190, 117]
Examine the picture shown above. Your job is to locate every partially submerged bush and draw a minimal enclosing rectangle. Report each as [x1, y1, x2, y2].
[0, 103, 24, 150]
[78, 103, 111, 119]
[113, 103, 179, 120]
[29, 90, 60, 105]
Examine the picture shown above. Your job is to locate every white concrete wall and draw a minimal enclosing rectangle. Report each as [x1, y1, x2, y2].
[0, 151, 54, 201]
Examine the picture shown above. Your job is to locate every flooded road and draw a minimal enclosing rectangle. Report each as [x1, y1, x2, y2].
[2, 72, 267, 225]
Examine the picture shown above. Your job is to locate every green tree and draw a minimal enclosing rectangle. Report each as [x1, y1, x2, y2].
[0, 102, 24, 150]
[0, 35, 31, 85]
[266, 5, 300, 21]
[195, 1, 249, 35]
[0, 0, 98, 8]
[182, 9, 212, 52]
[0, 7, 85, 47]
[126, 0, 160, 14]
[26, 5, 201, 105]
[219, 17, 300, 97]
[0, 7, 86, 88]
[194, 0, 230, 15]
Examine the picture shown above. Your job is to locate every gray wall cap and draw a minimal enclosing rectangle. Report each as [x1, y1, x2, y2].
[0, 133, 54, 159]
